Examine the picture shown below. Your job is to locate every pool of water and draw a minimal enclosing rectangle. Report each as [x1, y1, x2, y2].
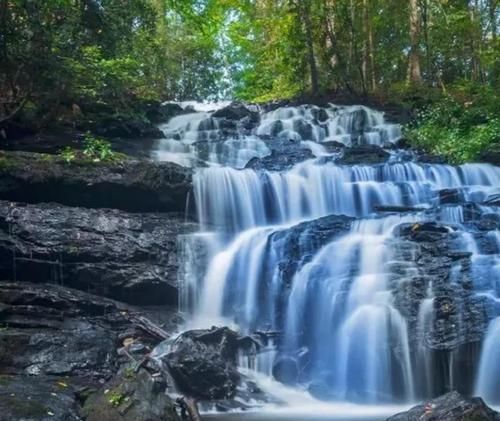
[206, 415, 386, 421]
[203, 403, 410, 421]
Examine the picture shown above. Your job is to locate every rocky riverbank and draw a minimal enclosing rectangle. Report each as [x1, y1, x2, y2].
[0, 144, 195, 419]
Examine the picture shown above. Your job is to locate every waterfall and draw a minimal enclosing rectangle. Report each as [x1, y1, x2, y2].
[193, 162, 499, 231]
[158, 102, 500, 407]
[476, 317, 500, 404]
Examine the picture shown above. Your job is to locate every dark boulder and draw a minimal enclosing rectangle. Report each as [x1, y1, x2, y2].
[293, 119, 314, 140]
[0, 151, 192, 212]
[387, 391, 499, 421]
[212, 103, 258, 122]
[146, 102, 187, 124]
[439, 189, 464, 205]
[395, 222, 451, 242]
[161, 327, 241, 400]
[246, 148, 314, 171]
[310, 107, 329, 123]
[0, 201, 196, 305]
[336, 144, 391, 165]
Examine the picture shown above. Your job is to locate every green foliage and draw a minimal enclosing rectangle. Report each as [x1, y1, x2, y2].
[83, 134, 115, 162]
[107, 391, 125, 407]
[405, 87, 500, 163]
[59, 134, 118, 164]
[60, 147, 76, 164]
[0, 0, 228, 130]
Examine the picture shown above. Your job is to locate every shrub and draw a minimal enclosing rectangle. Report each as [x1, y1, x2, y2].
[405, 90, 500, 164]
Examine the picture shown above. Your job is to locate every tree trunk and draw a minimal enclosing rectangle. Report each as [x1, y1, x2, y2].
[489, 0, 497, 43]
[421, 0, 432, 80]
[408, 0, 422, 84]
[302, 1, 320, 95]
[363, 0, 376, 91]
[469, 0, 481, 81]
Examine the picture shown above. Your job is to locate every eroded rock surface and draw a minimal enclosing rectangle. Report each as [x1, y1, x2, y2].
[0, 151, 192, 212]
[0, 201, 196, 305]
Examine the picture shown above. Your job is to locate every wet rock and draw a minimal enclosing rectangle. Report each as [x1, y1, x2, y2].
[246, 147, 314, 171]
[161, 327, 241, 400]
[474, 213, 500, 232]
[82, 368, 180, 421]
[395, 222, 451, 242]
[0, 282, 181, 420]
[270, 214, 353, 287]
[415, 152, 448, 164]
[387, 391, 499, 421]
[146, 102, 188, 124]
[293, 119, 314, 140]
[310, 107, 329, 123]
[0, 201, 196, 305]
[390, 218, 490, 355]
[212, 103, 258, 122]
[0, 375, 81, 421]
[0, 282, 167, 379]
[0, 151, 192, 213]
[483, 194, 500, 207]
[439, 188, 464, 205]
[336, 144, 391, 165]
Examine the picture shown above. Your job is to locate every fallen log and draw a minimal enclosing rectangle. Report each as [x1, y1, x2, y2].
[131, 315, 170, 340]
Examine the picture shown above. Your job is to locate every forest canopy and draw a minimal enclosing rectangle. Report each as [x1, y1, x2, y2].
[0, 0, 499, 144]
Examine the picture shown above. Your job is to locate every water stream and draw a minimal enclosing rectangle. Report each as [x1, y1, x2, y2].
[155, 102, 500, 418]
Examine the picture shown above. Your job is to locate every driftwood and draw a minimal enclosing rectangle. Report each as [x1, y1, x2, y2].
[177, 397, 202, 421]
[131, 315, 170, 340]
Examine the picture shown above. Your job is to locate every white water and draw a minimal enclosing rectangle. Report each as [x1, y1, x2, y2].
[153, 102, 404, 169]
[161, 103, 500, 413]
[475, 317, 500, 404]
[194, 162, 499, 231]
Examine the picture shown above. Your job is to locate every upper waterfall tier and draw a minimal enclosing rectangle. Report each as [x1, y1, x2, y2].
[153, 103, 402, 168]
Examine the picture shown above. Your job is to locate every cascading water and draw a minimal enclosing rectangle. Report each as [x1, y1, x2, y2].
[154, 103, 403, 169]
[158, 102, 500, 411]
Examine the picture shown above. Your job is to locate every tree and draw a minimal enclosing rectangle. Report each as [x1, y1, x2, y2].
[408, 0, 423, 84]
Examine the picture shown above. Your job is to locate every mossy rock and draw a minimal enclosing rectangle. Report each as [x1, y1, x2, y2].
[83, 368, 180, 421]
